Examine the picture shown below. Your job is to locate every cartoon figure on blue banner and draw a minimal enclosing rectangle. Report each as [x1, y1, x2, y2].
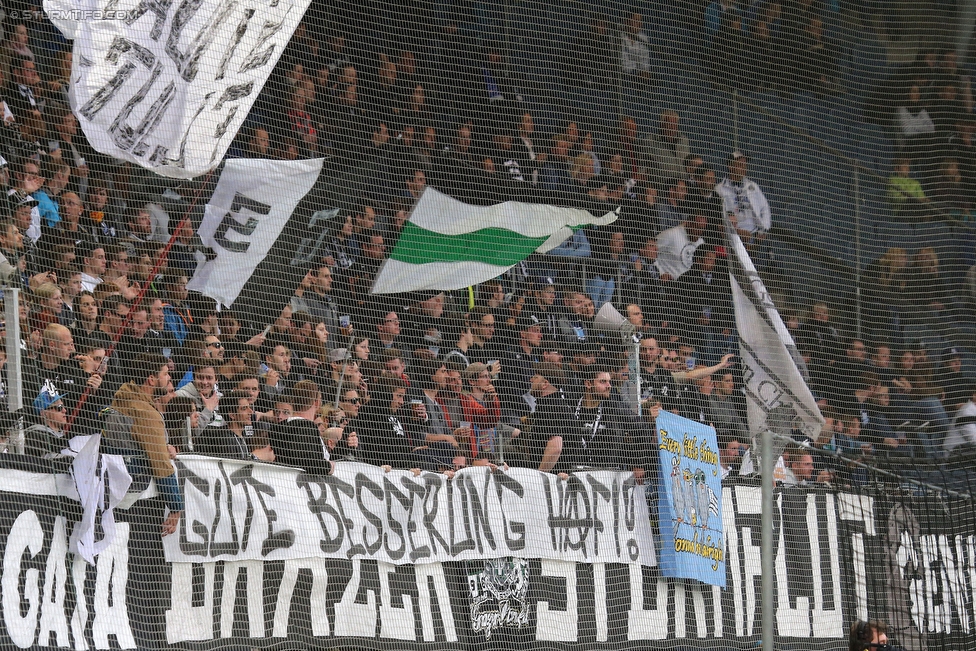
[657, 410, 726, 587]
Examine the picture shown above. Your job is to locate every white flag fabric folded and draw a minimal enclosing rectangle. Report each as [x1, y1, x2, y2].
[44, 0, 310, 178]
[726, 219, 824, 466]
[68, 434, 132, 564]
[656, 223, 704, 279]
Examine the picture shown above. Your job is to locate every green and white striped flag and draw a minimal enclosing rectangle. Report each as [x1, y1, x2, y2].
[371, 187, 620, 294]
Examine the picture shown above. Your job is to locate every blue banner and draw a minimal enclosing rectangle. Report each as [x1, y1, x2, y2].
[656, 410, 726, 587]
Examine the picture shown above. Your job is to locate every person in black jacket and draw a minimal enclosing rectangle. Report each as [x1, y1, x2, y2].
[269, 380, 333, 475]
[195, 390, 275, 462]
[357, 376, 458, 471]
[559, 364, 653, 479]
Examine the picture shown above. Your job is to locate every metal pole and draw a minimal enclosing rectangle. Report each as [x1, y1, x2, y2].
[854, 166, 862, 340]
[761, 427, 775, 651]
[6, 287, 22, 413]
[634, 338, 641, 417]
[733, 89, 739, 152]
[5, 288, 23, 453]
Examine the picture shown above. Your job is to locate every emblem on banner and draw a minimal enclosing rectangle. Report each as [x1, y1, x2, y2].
[467, 557, 530, 639]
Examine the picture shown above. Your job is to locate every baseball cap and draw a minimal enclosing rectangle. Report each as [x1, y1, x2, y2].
[944, 347, 962, 359]
[533, 276, 555, 291]
[515, 314, 542, 331]
[728, 150, 750, 164]
[463, 362, 489, 381]
[34, 388, 66, 414]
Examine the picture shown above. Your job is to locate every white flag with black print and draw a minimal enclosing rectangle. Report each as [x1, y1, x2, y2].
[187, 157, 325, 309]
[44, 0, 310, 178]
[725, 218, 824, 468]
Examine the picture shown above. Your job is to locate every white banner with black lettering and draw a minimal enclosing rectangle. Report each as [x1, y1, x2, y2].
[186, 157, 324, 307]
[45, 0, 310, 178]
[163, 457, 656, 567]
[725, 218, 825, 459]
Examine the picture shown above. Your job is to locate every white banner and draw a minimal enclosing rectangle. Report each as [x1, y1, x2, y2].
[725, 220, 824, 459]
[186, 157, 323, 306]
[163, 457, 656, 567]
[45, 0, 311, 178]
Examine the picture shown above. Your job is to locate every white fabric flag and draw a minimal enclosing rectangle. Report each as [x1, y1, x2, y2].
[187, 157, 324, 307]
[44, 0, 311, 178]
[725, 221, 824, 473]
[372, 187, 619, 294]
[655, 223, 703, 279]
[68, 434, 132, 564]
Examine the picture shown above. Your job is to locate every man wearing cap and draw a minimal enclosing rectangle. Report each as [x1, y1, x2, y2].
[498, 314, 544, 414]
[715, 151, 771, 245]
[24, 388, 70, 458]
[9, 187, 40, 245]
[321, 347, 363, 399]
[522, 363, 571, 471]
[523, 278, 560, 343]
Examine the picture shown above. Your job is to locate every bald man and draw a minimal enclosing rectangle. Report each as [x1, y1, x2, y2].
[23, 323, 105, 433]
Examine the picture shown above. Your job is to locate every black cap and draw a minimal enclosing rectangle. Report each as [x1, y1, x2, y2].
[515, 314, 542, 331]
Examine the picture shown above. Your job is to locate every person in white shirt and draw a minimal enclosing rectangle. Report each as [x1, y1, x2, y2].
[715, 150, 771, 246]
[77, 241, 106, 293]
[945, 384, 976, 453]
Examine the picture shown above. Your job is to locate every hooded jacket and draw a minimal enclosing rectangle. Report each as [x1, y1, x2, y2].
[110, 382, 182, 511]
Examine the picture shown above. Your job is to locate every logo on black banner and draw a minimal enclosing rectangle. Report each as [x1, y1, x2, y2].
[467, 557, 530, 640]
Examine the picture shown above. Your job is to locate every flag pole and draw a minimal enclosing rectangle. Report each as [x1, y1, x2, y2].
[761, 428, 774, 651]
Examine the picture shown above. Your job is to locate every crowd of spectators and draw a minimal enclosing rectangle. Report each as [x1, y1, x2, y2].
[0, 2, 974, 537]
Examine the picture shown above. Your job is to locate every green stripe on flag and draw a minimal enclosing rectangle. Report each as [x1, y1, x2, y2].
[389, 223, 551, 266]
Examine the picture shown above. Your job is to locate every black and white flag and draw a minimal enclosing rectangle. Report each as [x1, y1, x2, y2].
[186, 158, 329, 316]
[45, 0, 310, 178]
[725, 219, 824, 468]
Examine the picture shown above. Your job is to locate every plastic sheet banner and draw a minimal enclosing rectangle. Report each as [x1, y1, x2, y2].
[656, 410, 725, 587]
[44, 0, 310, 178]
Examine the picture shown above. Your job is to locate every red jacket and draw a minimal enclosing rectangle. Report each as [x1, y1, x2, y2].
[459, 392, 501, 459]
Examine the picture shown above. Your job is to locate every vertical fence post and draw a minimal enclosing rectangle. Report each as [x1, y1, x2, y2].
[854, 165, 862, 340]
[733, 88, 739, 152]
[5, 287, 22, 453]
[761, 427, 775, 651]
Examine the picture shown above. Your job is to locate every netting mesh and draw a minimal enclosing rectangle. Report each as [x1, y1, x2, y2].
[0, 1, 975, 650]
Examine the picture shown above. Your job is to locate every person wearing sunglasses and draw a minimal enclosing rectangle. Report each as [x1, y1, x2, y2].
[850, 620, 901, 651]
[25, 388, 70, 458]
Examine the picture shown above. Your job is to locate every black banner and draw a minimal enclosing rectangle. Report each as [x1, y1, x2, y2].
[2, 461, 974, 651]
